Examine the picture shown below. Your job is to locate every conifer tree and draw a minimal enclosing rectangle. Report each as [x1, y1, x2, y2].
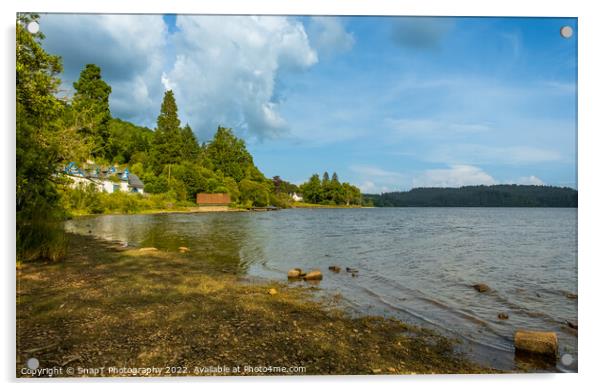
[150, 90, 183, 170]
[72, 64, 112, 157]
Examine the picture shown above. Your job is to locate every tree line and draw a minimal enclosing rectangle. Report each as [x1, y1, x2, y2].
[364, 185, 577, 207]
[299, 172, 363, 206]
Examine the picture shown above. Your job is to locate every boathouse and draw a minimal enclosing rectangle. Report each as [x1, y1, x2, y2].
[196, 193, 231, 206]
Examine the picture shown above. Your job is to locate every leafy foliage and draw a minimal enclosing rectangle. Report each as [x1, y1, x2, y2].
[16, 13, 87, 261]
[299, 172, 362, 206]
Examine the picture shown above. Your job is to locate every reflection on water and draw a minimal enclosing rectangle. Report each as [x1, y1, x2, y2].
[65, 207, 577, 372]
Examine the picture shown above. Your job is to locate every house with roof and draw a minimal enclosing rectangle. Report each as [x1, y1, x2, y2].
[64, 162, 145, 194]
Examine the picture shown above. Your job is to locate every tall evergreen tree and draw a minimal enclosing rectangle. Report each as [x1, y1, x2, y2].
[72, 64, 112, 157]
[322, 172, 330, 186]
[180, 123, 200, 161]
[331, 172, 339, 183]
[150, 90, 183, 170]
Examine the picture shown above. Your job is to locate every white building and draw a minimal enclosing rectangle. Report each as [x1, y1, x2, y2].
[64, 163, 144, 194]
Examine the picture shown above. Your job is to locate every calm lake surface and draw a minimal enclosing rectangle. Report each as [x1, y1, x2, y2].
[65, 208, 578, 371]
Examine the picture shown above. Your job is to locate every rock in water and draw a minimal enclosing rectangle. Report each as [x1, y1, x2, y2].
[178, 246, 190, 253]
[268, 288, 277, 295]
[566, 320, 578, 330]
[514, 330, 558, 357]
[566, 292, 578, 299]
[328, 265, 341, 273]
[287, 268, 303, 279]
[472, 283, 491, 293]
[304, 270, 323, 281]
[498, 312, 509, 320]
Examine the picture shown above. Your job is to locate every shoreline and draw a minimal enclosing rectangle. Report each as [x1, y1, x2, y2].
[68, 205, 247, 219]
[16, 233, 495, 377]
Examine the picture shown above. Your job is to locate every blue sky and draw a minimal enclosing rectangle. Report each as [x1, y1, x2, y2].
[39, 15, 577, 191]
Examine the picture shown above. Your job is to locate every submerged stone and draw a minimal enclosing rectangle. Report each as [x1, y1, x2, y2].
[514, 330, 558, 358]
[304, 270, 323, 281]
[287, 268, 303, 279]
[472, 283, 490, 293]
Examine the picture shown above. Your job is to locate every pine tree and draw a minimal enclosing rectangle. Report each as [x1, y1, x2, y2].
[322, 172, 330, 186]
[72, 64, 112, 157]
[150, 90, 183, 170]
[180, 123, 200, 161]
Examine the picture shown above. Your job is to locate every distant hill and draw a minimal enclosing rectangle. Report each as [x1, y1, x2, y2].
[364, 185, 577, 207]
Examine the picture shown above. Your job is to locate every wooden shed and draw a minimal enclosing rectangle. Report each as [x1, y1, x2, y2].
[196, 193, 231, 205]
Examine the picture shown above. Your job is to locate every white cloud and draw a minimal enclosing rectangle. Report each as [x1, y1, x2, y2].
[166, 15, 318, 140]
[161, 72, 174, 91]
[307, 17, 355, 56]
[412, 165, 496, 188]
[39, 15, 324, 138]
[40, 14, 168, 127]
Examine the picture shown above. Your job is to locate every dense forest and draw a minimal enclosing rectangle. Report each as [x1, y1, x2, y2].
[16, 14, 362, 261]
[364, 185, 578, 207]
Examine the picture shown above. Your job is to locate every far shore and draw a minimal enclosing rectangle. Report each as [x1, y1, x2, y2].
[16, 233, 494, 377]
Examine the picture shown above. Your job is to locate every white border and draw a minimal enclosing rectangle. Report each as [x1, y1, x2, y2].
[2, 1, 601, 391]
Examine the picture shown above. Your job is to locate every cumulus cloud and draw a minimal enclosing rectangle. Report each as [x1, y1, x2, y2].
[166, 15, 318, 140]
[38, 14, 325, 138]
[412, 165, 496, 188]
[391, 17, 454, 49]
[306, 17, 355, 56]
[39, 14, 168, 127]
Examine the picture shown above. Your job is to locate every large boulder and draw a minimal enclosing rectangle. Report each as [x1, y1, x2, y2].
[287, 268, 303, 279]
[304, 270, 323, 281]
[514, 330, 558, 357]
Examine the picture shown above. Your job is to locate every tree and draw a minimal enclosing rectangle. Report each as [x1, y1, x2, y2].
[106, 118, 153, 164]
[16, 13, 86, 260]
[205, 126, 255, 182]
[322, 172, 330, 187]
[300, 174, 322, 204]
[239, 179, 270, 207]
[150, 90, 183, 170]
[180, 124, 200, 161]
[72, 64, 112, 157]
